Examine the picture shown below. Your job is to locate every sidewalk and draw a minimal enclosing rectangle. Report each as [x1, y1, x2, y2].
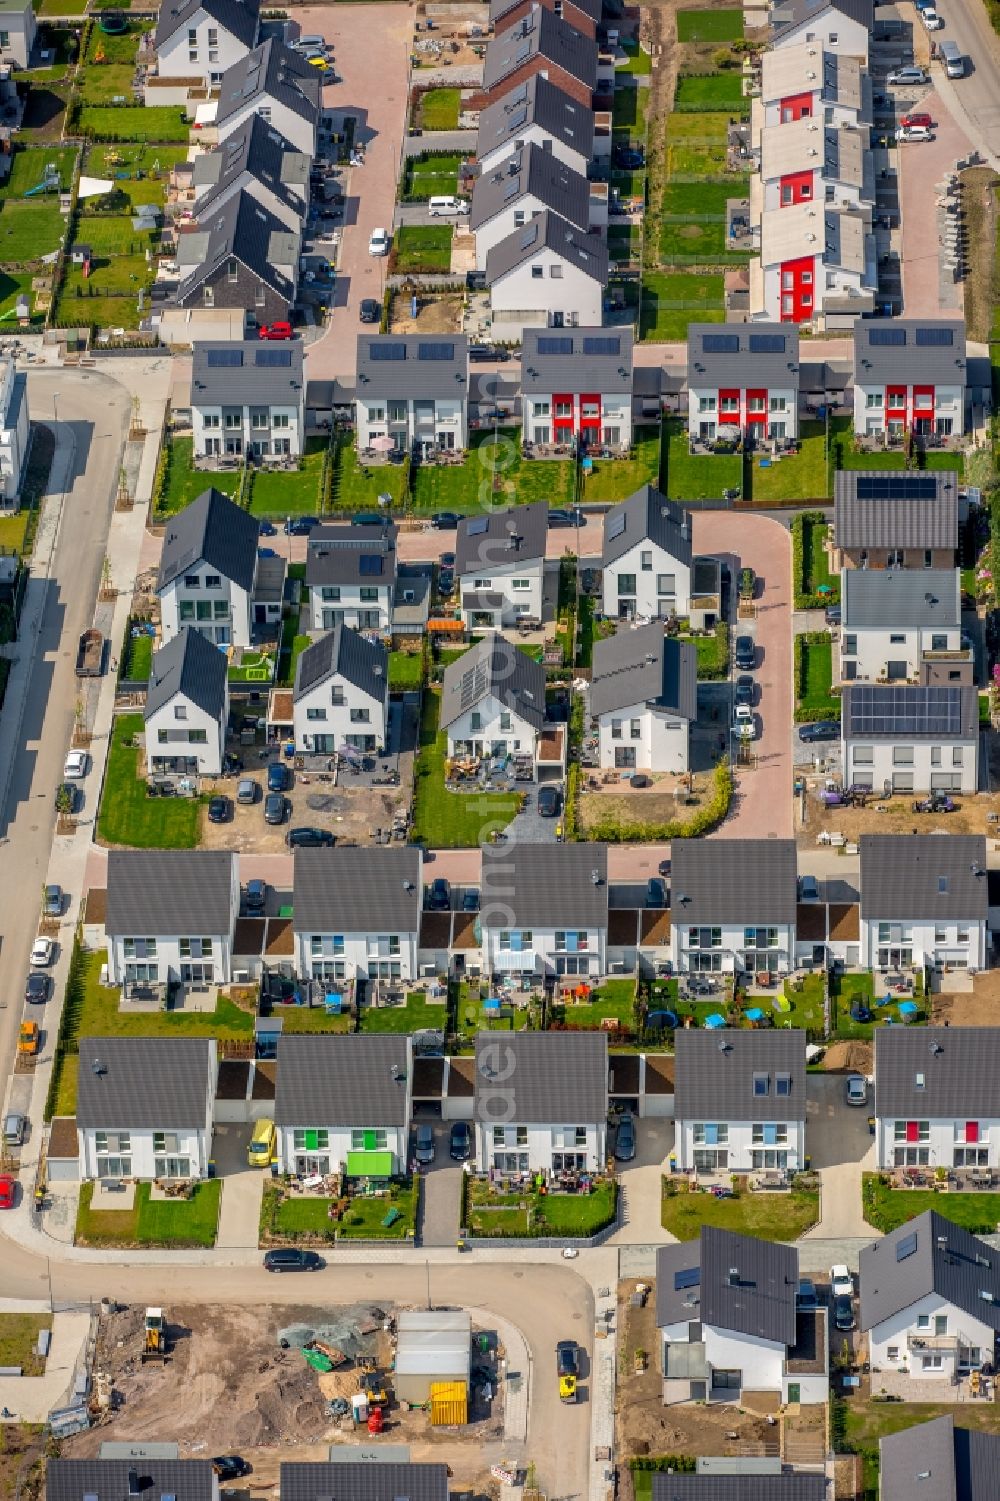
[0, 1309, 92, 1422]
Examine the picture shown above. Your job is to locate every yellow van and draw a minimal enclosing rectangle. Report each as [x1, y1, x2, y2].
[248, 1118, 276, 1167]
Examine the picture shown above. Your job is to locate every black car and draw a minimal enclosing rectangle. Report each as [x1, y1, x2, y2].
[286, 827, 335, 847]
[556, 1339, 579, 1379]
[25, 973, 51, 1005]
[440, 551, 456, 568]
[283, 516, 320, 536]
[438, 568, 455, 596]
[798, 720, 840, 743]
[449, 1120, 472, 1161]
[735, 634, 755, 670]
[825, 604, 841, 627]
[734, 674, 755, 708]
[614, 1111, 636, 1161]
[359, 297, 380, 324]
[547, 507, 584, 528]
[208, 795, 232, 824]
[267, 761, 291, 793]
[538, 784, 562, 817]
[212, 1458, 252, 1483]
[258, 520, 277, 537]
[245, 878, 267, 912]
[431, 511, 461, 529]
[468, 343, 510, 363]
[264, 792, 287, 825]
[263, 1248, 323, 1272]
[833, 1293, 855, 1331]
[645, 877, 666, 908]
[353, 513, 385, 526]
[427, 877, 451, 911]
[462, 889, 480, 912]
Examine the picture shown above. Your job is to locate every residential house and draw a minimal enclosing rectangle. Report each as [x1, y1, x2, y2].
[481, 6, 600, 108]
[590, 625, 697, 773]
[686, 323, 800, 442]
[753, 117, 873, 215]
[440, 634, 560, 780]
[154, 0, 258, 89]
[839, 568, 969, 685]
[190, 340, 305, 460]
[471, 145, 603, 271]
[485, 210, 608, 339]
[873, 1027, 1000, 1172]
[751, 201, 875, 323]
[305, 522, 398, 633]
[75, 1036, 216, 1180]
[144, 627, 230, 776]
[669, 839, 799, 975]
[355, 334, 468, 457]
[860, 1212, 1000, 1386]
[104, 850, 239, 986]
[479, 841, 609, 978]
[48, 1460, 217, 1501]
[173, 189, 299, 323]
[853, 319, 967, 439]
[770, 0, 874, 60]
[601, 485, 694, 619]
[157, 487, 275, 648]
[673, 1029, 807, 1174]
[656, 1228, 828, 1405]
[858, 833, 989, 971]
[472, 1031, 608, 1174]
[281, 1464, 449, 1501]
[273, 1034, 412, 1176]
[293, 623, 389, 756]
[190, 114, 310, 232]
[213, 39, 320, 156]
[490, 0, 601, 41]
[0, 1, 34, 76]
[292, 847, 422, 983]
[456, 498, 547, 629]
[758, 40, 870, 129]
[476, 75, 604, 181]
[840, 683, 979, 795]
[829, 469, 959, 571]
[880, 1415, 1000, 1501]
[521, 326, 632, 447]
[0, 355, 29, 504]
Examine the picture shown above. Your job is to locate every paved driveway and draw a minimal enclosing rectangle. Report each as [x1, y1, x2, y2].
[419, 1130, 464, 1246]
[804, 1073, 876, 1240]
[213, 1123, 267, 1251]
[611, 1116, 674, 1243]
[895, 87, 971, 317]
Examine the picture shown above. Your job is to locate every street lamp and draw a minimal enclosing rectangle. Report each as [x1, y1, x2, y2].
[52, 392, 59, 431]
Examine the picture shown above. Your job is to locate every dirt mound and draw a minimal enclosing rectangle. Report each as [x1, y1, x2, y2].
[823, 1040, 872, 1075]
[230, 1369, 329, 1448]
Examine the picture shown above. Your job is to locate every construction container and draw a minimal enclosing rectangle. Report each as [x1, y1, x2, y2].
[430, 1380, 468, 1426]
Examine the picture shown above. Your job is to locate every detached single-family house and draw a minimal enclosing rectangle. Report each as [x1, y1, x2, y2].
[880, 1415, 1000, 1501]
[281, 1465, 449, 1501]
[860, 1211, 1000, 1386]
[485, 211, 609, 340]
[213, 39, 320, 156]
[858, 833, 989, 972]
[657, 1229, 828, 1406]
[873, 1026, 1000, 1172]
[76, 1036, 216, 1181]
[521, 326, 632, 448]
[0, 355, 29, 504]
[0, 0, 35, 71]
[355, 335, 468, 457]
[590, 624, 697, 773]
[769, 0, 873, 61]
[752, 201, 875, 323]
[293, 623, 389, 756]
[839, 568, 969, 686]
[48, 1460, 217, 1501]
[853, 319, 967, 439]
[601, 485, 694, 620]
[669, 839, 799, 976]
[440, 635, 549, 771]
[191, 340, 305, 460]
[476, 75, 601, 181]
[157, 487, 274, 649]
[191, 114, 310, 233]
[154, 0, 258, 90]
[305, 522, 397, 634]
[471, 145, 601, 271]
[490, 0, 601, 41]
[104, 850, 239, 987]
[755, 117, 873, 214]
[481, 5, 599, 108]
[456, 498, 547, 629]
[480, 841, 609, 978]
[274, 1034, 412, 1176]
[829, 469, 959, 572]
[759, 40, 870, 128]
[687, 323, 800, 442]
[840, 683, 979, 795]
[472, 1030, 608, 1174]
[144, 627, 229, 776]
[174, 189, 299, 323]
[673, 1029, 807, 1174]
[292, 847, 422, 983]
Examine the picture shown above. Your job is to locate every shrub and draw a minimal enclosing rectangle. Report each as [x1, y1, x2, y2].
[791, 509, 839, 609]
[587, 758, 732, 842]
[632, 1458, 697, 1475]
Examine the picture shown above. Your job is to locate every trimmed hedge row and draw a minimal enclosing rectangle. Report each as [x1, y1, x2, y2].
[791, 510, 839, 610]
[794, 630, 841, 725]
[587, 757, 732, 843]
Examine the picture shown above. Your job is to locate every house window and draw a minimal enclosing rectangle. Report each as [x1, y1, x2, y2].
[751, 1123, 788, 1143]
[630, 719, 641, 740]
[688, 927, 721, 949]
[657, 575, 675, 596]
[744, 927, 778, 948]
[153, 1132, 180, 1154]
[892, 747, 914, 766]
[698, 396, 716, 412]
[640, 551, 653, 571]
[533, 401, 551, 417]
[893, 1121, 930, 1142]
[853, 746, 874, 765]
[227, 259, 238, 284]
[693, 1124, 729, 1144]
[550, 265, 562, 278]
[610, 720, 622, 739]
[174, 704, 187, 721]
[532, 266, 544, 279]
[752, 1072, 769, 1097]
[513, 578, 530, 590]
[250, 410, 269, 430]
[123, 939, 156, 958]
[350, 1128, 388, 1150]
[273, 414, 290, 430]
[179, 938, 213, 959]
[306, 708, 327, 721]
[769, 396, 786, 412]
[293, 1129, 330, 1150]
[865, 392, 883, 408]
[953, 747, 964, 766]
[350, 708, 370, 724]
[321, 587, 341, 603]
[887, 1346, 899, 1361]
[931, 634, 948, 651]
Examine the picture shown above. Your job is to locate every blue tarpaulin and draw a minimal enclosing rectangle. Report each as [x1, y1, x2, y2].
[705, 1013, 726, 1029]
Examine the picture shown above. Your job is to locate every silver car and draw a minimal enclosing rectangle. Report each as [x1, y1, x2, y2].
[845, 1074, 868, 1107]
[415, 1125, 435, 1164]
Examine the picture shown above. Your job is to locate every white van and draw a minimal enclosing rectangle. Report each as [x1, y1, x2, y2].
[294, 33, 327, 48]
[896, 124, 933, 142]
[428, 196, 469, 217]
[939, 40, 965, 78]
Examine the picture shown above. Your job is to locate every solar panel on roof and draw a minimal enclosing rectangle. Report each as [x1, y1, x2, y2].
[359, 555, 383, 576]
[417, 342, 455, 361]
[582, 336, 621, 356]
[674, 1266, 700, 1291]
[748, 333, 786, 354]
[606, 512, 626, 541]
[520, 222, 539, 250]
[915, 326, 954, 347]
[854, 474, 937, 501]
[702, 333, 739, 354]
[868, 326, 906, 346]
[255, 347, 292, 366]
[848, 684, 962, 739]
[369, 343, 407, 361]
[508, 105, 529, 130]
[466, 517, 489, 536]
[509, 82, 529, 105]
[206, 347, 244, 367]
[896, 1232, 918, 1262]
[537, 336, 573, 355]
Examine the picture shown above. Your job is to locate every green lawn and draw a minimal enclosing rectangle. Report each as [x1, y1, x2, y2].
[251, 437, 326, 516]
[36, 0, 87, 14]
[78, 105, 189, 143]
[121, 630, 152, 682]
[97, 713, 204, 849]
[581, 429, 661, 502]
[748, 421, 829, 502]
[389, 649, 425, 690]
[683, 621, 729, 678]
[410, 428, 575, 513]
[829, 972, 875, 1040]
[411, 688, 521, 847]
[155, 435, 241, 517]
[330, 437, 408, 512]
[665, 112, 729, 143]
[797, 635, 839, 719]
[403, 153, 463, 201]
[660, 179, 750, 265]
[779, 972, 825, 1034]
[58, 210, 156, 327]
[78, 22, 142, 104]
[0, 145, 76, 198]
[640, 270, 724, 340]
[662, 1180, 820, 1239]
[617, 39, 652, 75]
[76, 1180, 221, 1247]
[393, 224, 452, 273]
[0, 270, 44, 325]
[466, 1179, 616, 1237]
[550, 978, 636, 1031]
[676, 8, 744, 41]
[666, 139, 732, 177]
[863, 1174, 1000, 1234]
[664, 419, 742, 500]
[828, 415, 964, 479]
[0, 1313, 53, 1375]
[360, 993, 450, 1033]
[227, 648, 275, 685]
[420, 87, 460, 130]
[608, 225, 640, 264]
[84, 144, 187, 208]
[801, 515, 837, 595]
[277, 623, 310, 688]
[0, 196, 65, 264]
[339, 1182, 418, 1239]
[674, 72, 747, 112]
[612, 83, 648, 138]
[0, 509, 29, 554]
[610, 168, 646, 205]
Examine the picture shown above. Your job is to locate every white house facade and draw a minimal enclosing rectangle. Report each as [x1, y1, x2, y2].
[673, 1029, 807, 1175]
[0, 357, 29, 503]
[273, 1034, 412, 1176]
[144, 627, 229, 777]
[191, 341, 304, 461]
[669, 840, 798, 976]
[157, 487, 261, 649]
[305, 523, 397, 634]
[758, 41, 868, 129]
[770, 0, 871, 61]
[485, 210, 608, 341]
[104, 850, 238, 987]
[154, 0, 258, 90]
[456, 500, 547, 630]
[75, 1036, 217, 1181]
[853, 319, 967, 439]
[293, 624, 389, 756]
[355, 334, 468, 457]
[840, 684, 979, 795]
[839, 568, 967, 685]
[859, 834, 989, 972]
[292, 847, 422, 984]
[601, 487, 694, 620]
[472, 1032, 608, 1174]
[520, 326, 633, 448]
[479, 842, 609, 979]
[590, 625, 697, 774]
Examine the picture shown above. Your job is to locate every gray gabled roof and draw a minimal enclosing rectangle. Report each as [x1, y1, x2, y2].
[215, 37, 320, 130]
[176, 188, 298, 305]
[293, 623, 388, 705]
[477, 75, 595, 165]
[485, 209, 609, 287]
[456, 499, 547, 576]
[602, 485, 693, 568]
[859, 834, 988, 921]
[842, 684, 978, 742]
[356, 333, 468, 401]
[651, 1479, 826, 1501]
[473, 1030, 607, 1123]
[491, 0, 601, 23]
[105, 852, 235, 936]
[292, 847, 422, 934]
[440, 634, 546, 731]
[841, 566, 960, 629]
[483, 6, 598, 92]
[76, 1037, 214, 1130]
[274, 1034, 410, 1126]
[192, 113, 309, 219]
[853, 318, 967, 386]
[522, 325, 633, 396]
[772, 0, 875, 42]
[860, 1211, 1000, 1334]
[47, 1460, 216, 1501]
[305, 522, 398, 589]
[834, 468, 959, 551]
[687, 322, 800, 389]
[655, 1229, 798, 1346]
[158, 487, 259, 594]
[880, 1415, 1000, 1501]
[670, 838, 798, 927]
[674, 1029, 806, 1124]
[144, 626, 227, 722]
[281, 1463, 449, 1501]
[155, 0, 259, 50]
[874, 1027, 1000, 1121]
[471, 143, 589, 232]
[191, 339, 304, 407]
[480, 841, 608, 929]
[590, 625, 697, 721]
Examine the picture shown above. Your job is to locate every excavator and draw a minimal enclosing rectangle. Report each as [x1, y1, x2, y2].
[141, 1308, 170, 1364]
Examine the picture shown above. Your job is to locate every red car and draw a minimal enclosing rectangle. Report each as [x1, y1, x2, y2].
[0, 1175, 15, 1210]
[258, 322, 294, 341]
[900, 112, 933, 130]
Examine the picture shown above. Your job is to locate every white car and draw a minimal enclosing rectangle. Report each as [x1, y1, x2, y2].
[886, 66, 929, 86]
[63, 750, 88, 779]
[921, 7, 943, 27]
[368, 227, 390, 257]
[732, 706, 756, 741]
[830, 1265, 853, 1299]
[896, 125, 933, 143]
[31, 936, 55, 967]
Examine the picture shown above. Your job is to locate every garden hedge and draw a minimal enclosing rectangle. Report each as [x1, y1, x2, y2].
[587, 757, 732, 843]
